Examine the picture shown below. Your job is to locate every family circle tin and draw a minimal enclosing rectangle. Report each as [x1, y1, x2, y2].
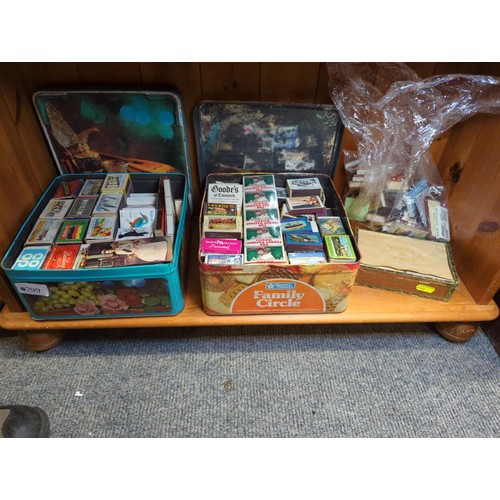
[194, 101, 361, 316]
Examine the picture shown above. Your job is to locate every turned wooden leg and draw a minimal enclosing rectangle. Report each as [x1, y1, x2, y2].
[19, 330, 66, 352]
[433, 322, 479, 343]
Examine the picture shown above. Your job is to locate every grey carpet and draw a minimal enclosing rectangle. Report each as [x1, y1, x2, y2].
[0, 323, 498, 438]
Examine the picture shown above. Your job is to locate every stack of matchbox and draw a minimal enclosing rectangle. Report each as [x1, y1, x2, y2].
[344, 159, 450, 241]
[200, 175, 358, 267]
[242, 174, 286, 264]
[12, 173, 177, 271]
[280, 176, 357, 264]
[200, 180, 244, 266]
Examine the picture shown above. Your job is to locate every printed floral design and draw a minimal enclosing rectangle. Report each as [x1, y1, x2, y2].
[73, 299, 101, 315]
[115, 288, 142, 306]
[31, 278, 172, 317]
[98, 294, 129, 312]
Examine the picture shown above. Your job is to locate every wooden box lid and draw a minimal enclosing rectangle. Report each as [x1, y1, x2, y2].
[357, 229, 457, 284]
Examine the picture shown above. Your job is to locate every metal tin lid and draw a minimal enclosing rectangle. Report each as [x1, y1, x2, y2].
[193, 101, 343, 188]
[33, 90, 193, 210]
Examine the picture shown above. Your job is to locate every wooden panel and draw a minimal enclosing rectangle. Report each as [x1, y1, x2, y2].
[335, 130, 357, 195]
[260, 62, 321, 103]
[477, 63, 500, 77]
[436, 114, 484, 182]
[405, 62, 438, 78]
[200, 63, 260, 101]
[0, 89, 47, 312]
[0, 92, 43, 242]
[316, 63, 332, 104]
[139, 62, 201, 107]
[0, 63, 21, 121]
[429, 130, 451, 166]
[434, 62, 480, 75]
[19, 62, 81, 95]
[77, 62, 142, 84]
[140, 63, 203, 198]
[0, 64, 58, 192]
[438, 114, 500, 304]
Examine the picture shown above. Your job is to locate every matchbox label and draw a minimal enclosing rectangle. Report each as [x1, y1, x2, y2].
[200, 238, 242, 255]
[207, 183, 243, 205]
[230, 279, 325, 314]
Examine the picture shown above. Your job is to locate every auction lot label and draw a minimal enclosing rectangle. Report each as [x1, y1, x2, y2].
[230, 279, 325, 314]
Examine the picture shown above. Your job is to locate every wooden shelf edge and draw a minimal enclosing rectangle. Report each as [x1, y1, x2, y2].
[1, 239, 498, 331]
[1, 283, 498, 331]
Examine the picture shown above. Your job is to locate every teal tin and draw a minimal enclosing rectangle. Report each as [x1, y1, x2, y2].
[1, 91, 193, 320]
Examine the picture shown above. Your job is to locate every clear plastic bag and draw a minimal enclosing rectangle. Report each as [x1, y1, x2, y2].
[327, 62, 500, 240]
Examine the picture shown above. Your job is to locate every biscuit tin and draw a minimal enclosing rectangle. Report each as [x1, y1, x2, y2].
[194, 101, 361, 315]
[2, 90, 192, 320]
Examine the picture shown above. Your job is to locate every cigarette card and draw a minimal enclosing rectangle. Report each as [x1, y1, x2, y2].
[203, 215, 242, 239]
[53, 179, 84, 199]
[115, 227, 153, 240]
[425, 199, 450, 241]
[243, 189, 278, 209]
[317, 216, 346, 236]
[79, 179, 104, 198]
[154, 207, 165, 237]
[288, 252, 327, 265]
[276, 187, 288, 200]
[243, 174, 275, 191]
[126, 194, 156, 207]
[285, 195, 324, 215]
[245, 226, 283, 247]
[73, 244, 90, 269]
[163, 178, 176, 221]
[244, 207, 280, 227]
[86, 216, 117, 242]
[12, 245, 51, 270]
[165, 212, 175, 237]
[42, 244, 81, 270]
[200, 238, 242, 255]
[56, 219, 89, 244]
[284, 231, 324, 252]
[163, 178, 172, 199]
[174, 199, 183, 221]
[205, 254, 244, 266]
[385, 221, 430, 239]
[280, 217, 312, 233]
[324, 234, 357, 263]
[286, 177, 323, 197]
[280, 202, 290, 218]
[119, 207, 156, 230]
[244, 245, 287, 264]
[93, 192, 123, 215]
[101, 173, 131, 195]
[207, 182, 243, 206]
[204, 203, 238, 217]
[39, 198, 73, 220]
[25, 219, 62, 246]
[66, 197, 96, 218]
